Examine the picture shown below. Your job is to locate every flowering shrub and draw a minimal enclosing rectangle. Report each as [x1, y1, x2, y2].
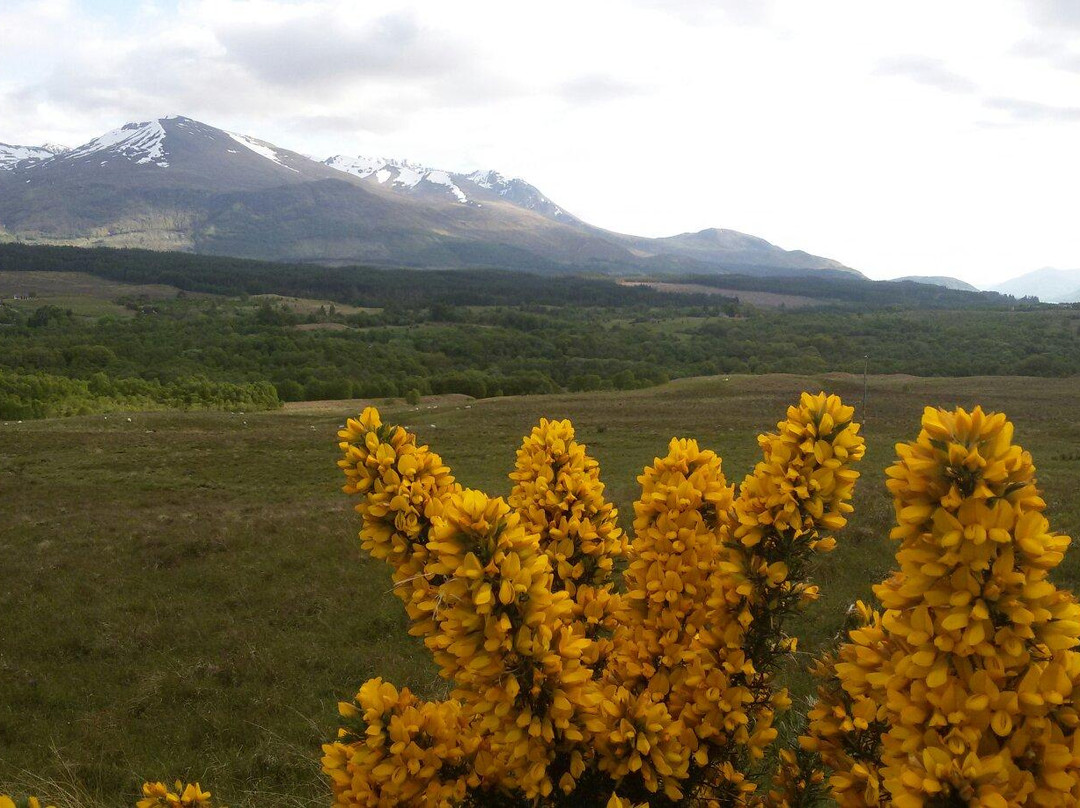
[326, 392, 865, 806]
[802, 405, 1080, 806]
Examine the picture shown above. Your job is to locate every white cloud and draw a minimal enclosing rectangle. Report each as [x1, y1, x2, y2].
[875, 56, 978, 94]
[0, 0, 1078, 283]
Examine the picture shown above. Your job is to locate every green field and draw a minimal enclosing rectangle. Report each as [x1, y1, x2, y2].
[4, 373, 1080, 806]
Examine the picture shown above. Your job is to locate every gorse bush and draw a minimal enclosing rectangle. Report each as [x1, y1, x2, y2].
[802, 406, 1080, 807]
[324, 392, 866, 806]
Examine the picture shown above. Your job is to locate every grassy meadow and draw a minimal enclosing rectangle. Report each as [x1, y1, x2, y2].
[4, 372, 1080, 806]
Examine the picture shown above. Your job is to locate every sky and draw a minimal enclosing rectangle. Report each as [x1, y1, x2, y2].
[1, 0, 1078, 284]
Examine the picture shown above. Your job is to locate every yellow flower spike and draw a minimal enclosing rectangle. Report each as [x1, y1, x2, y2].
[337, 407, 460, 633]
[323, 681, 480, 808]
[509, 418, 626, 593]
[806, 405, 1080, 808]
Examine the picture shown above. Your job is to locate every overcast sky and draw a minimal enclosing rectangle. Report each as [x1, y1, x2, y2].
[1, 0, 1078, 283]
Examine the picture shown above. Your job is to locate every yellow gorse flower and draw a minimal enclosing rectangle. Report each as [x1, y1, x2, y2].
[0, 797, 56, 808]
[321, 679, 479, 808]
[336, 409, 459, 636]
[509, 417, 626, 667]
[329, 397, 864, 806]
[136, 781, 214, 808]
[800, 602, 890, 807]
[509, 417, 626, 594]
[803, 405, 1080, 807]
[599, 436, 735, 800]
[426, 488, 600, 799]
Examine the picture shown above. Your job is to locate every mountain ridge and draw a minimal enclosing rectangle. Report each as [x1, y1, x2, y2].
[990, 267, 1080, 303]
[891, 275, 978, 292]
[0, 115, 859, 277]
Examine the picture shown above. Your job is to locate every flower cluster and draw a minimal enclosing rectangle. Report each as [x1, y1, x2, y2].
[322, 679, 479, 808]
[764, 748, 828, 808]
[136, 781, 214, 808]
[803, 405, 1080, 806]
[0, 798, 55, 808]
[677, 393, 866, 803]
[329, 396, 863, 806]
[718, 392, 866, 657]
[800, 602, 889, 807]
[509, 417, 626, 652]
[599, 437, 736, 800]
[425, 488, 599, 799]
[336, 408, 459, 635]
[332, 411, 623, 801]
[509, 418, 625, 595]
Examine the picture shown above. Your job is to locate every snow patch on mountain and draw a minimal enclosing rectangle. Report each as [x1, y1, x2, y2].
[324, 155, 473, 202]
[392, 163, 425, 189]
[426, 170, 468, 203]
[0, 143, 63, 170]
[67, 120, 170, 167]
[323, 155, 389, 178]
[466, 169, 500, 190]
[226, 131, 300, 172]
[464, 170, 566, 217]
[324, 155, 567, 210]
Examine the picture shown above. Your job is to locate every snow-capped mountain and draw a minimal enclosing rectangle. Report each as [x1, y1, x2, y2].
[0, 142, 67, 170]
[18, 116, 326, 183]
[64, 119, 171, 167]
[0, 114, 856, 276]
[322, 156, 570, 220]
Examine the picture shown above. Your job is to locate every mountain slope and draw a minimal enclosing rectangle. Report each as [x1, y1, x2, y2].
[0, 115, 856, 275]
[991, 268, 1080, 303]
[620, 228, 848, 273]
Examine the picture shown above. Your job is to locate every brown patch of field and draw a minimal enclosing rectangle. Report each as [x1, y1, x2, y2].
[620, 279, 831, 308]
[292, 321, 354, 331]
[0, 270, 183, 300]
[0, 271, 192, 317]
[283, 393, 475, 414]
[251, 294, 380, 316]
